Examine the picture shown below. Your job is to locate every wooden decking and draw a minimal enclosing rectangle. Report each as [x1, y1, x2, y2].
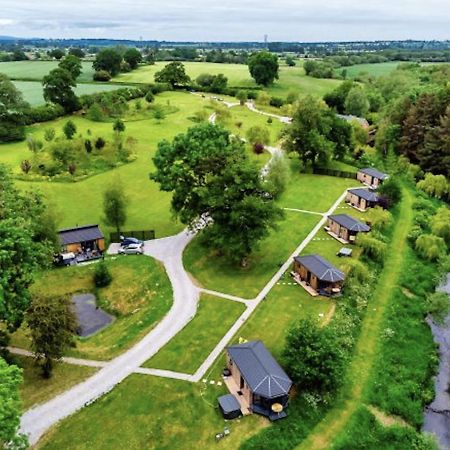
[346, 202, 367, 213]
[291, 273, 319, 297]
[325, 228, 349, 245]
[223, 376, 252, 416]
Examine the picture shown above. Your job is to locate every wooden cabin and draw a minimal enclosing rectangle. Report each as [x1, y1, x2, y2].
[225, 341, 292, 421]
[58, 225, 105, 254]
[357, 167, 388, 188]
[293, 254, 345, 297]
[326, 214, 371, 244]
[346, 188, 379, 212]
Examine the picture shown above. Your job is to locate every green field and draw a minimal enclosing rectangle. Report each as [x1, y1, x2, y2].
[339, 62, 400, 79]
[145, 294, 246, 373]
[0, 60, 95, 82]
[12, 80, 131, 106]
[0, 91, 210, 237]
[115, 61, 342, 98]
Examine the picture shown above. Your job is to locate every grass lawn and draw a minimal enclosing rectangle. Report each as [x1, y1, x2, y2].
[296, 188, 414, 450]
[14, 355, 97, 410]
[10, 255, 173, 360]
[278, 170, 358, 213]
[184, 211, 320, 299]
[144, 294, 245, 373]
[12, 81, 131, 106]
[115, 61, 342, 99]
[37, 374, 266, 450]
[0, 91, 208, 237]
[338, 62, 400, 79]
[0, 60, 95, 82]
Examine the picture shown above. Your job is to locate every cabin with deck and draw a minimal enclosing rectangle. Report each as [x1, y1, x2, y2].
[357, 167, 388, 188]
[293, 254, 345, 297]
[224, 340, 292, 421]
[346, 188, 379, 212]
[326, 214, 371, 244]
[58, 224, 105, 259]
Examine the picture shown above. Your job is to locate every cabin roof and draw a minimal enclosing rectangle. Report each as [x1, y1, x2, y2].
[328, 214, 371, 232]
[227, 340, 292, 398]
[294, 254, 345, 282]
[359, 167, 389, 180]
[58, 225, 104, 245]
[348, 188, 379, 202]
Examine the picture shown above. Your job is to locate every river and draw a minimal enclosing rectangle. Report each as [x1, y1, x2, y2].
[423, 274, 450, 449]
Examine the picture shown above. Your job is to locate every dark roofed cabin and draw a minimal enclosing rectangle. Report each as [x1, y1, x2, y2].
[357, 167, 388, 188]
[58, 224, 105, 256]
[326, 214, 371, 244]
[293, 254, 345, 297]
[225, 340, 292, 421]
[346, 188, 379, 212]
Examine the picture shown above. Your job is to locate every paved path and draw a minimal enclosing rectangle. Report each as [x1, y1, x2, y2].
[20, 230, 200, 445]
[246, 101, 292, 123]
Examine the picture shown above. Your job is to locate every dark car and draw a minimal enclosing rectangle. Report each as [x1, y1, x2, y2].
[120, 237, 143, 247]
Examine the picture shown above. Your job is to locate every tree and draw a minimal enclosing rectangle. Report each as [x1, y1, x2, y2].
[123, 48, 142, 70]
[113, 119, 126, 133]
[145, 91, 154, 103]
[283, 318, 346, 393]
[427, 291, 450, 325]
[246, 126, 270, 152]
[151, 124, 283, 266]
[63, 120, 77, 140]
[44, 128, 56, 142]
[68, 48, 85, 58]
[283, 96, 336, 167]
[0, 165, 54, 333]
[248, 51, 279, 86]
[236, 90, 247, 106]
[42, 68, 79, 112]
[210, 74, 228, 94]
[154, 62, 191, 88]
[103, 181, 127, 233]
[345, 86, 370, 117]
[93, 70, 112, 82]
[417, 173, 449, 199]
[48, 48, 65, 60]
[93, 48, 122, 76]
[415, 234, 446, 261]
[95, 137, 106, 150]
[377, 178, 402, 209]
[265, 153, 290, 198]
[58, 55, 82, 79]
[285, 56, 296, 67]
[93, 261, 113, 287]
[20, 159, 31, 174]
[27, 294, 77, 378]
[0, 358, 27, 449]
[0, 74, 28, 143]
[324, 80, 354, 114]
[431, 207, 450, 245]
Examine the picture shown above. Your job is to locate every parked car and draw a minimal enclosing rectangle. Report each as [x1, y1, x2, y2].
[120, 237, 143, 247]
[118, 243, 144, 255]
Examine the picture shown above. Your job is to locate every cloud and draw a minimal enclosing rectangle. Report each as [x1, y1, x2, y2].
[1, 0, 450, 41]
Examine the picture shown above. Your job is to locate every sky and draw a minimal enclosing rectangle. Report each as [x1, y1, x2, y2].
[0, 0, 449, 42]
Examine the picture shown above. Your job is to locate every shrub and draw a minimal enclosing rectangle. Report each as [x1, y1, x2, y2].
[358, 235, 387, 262]
[253, 143, 265, 154]
[68, 163, 77, 175]
[427, 291, 450, 325]
[44, 128, 56, 142]
[246, 125, 270, 149]
[431, 207, 450, 245]
[415, 234, 446, 261]
[84, 140, 92, 153]
[93, 261, 112, 287]
[93, 70, 112, 82]
[63, 121, 77, 140]
[417, 173, 449, 199]
[343, 259, 371, 284]
[377, 178, 402, 209]
[95, 137, 106, 150]
[269, 96, 284, 108]
[367, 206, 391, 231]
[265, 153, 290, 198]
[87, 103, 105, 122]
[145, 91, 154, 103]
[20, 159, 32, 174]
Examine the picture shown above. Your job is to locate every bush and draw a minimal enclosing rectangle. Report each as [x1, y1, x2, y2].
[93, 70, 112, 82]
[358, 235, 387, 262]
[377, 178, 402, 209]
[265, 154, 290, 198]
[269, 96, 284, 108]
[93, 261, 112, 287]
[86, 103, 105, 122]
[431, 207, 450, 245]
[427, 291, 450, 325]
[95, 137, 106, 150]
[145, 91, 154, 103]
[415, 234, 446, 261]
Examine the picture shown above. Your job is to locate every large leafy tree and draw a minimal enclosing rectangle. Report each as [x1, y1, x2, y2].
[42, 68, 79, 112]
[58, 55, 83, 79]
[0, 357, 27, 449]
[27, 294, 78, 378]
[93, 48, 123, 76]
[324, 80, 355, 113]
[103, 180, 128, 233]
[123, 48, 142, 70]
[151, 124, 283, 265]
[248, 51, 279, 86]
[284, 96, 352, 167]
[0, 74, 28, 143]
[0, 165, 55, 333]
[344, 85, 370, 117]
[283, 318, 346, 394]
[154, 62, 191, 88]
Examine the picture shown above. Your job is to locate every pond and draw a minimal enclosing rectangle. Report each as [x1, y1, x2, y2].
[423, 274, 450, 450]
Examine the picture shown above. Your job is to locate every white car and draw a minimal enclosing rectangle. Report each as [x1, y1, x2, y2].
[118, 243, 144, 255]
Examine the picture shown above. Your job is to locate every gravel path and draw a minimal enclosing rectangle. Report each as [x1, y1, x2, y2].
[20, 230, 200, 445]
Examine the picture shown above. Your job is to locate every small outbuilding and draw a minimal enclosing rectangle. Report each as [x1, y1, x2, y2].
[357, 167, 388, 188]
[326, 214, 371, 244]
[293, 254, 345, 297]
[225, 340, 292, 421]
[218, 394, 242, 420]
[58, 224, 105, 260]
[346, 188, 379, 212]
